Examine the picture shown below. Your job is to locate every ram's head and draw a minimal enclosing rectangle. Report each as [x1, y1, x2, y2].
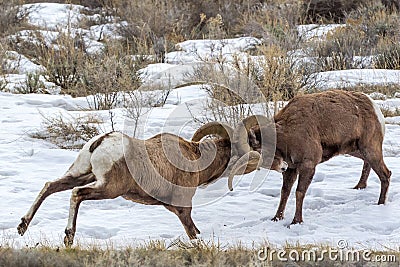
[192, 115, 288, 191]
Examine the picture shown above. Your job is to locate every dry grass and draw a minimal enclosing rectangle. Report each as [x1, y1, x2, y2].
[3, 0, 399, 101]
[76, 43, 144, 110]
[303, 1, 400, 72]
[30, 112, 103, 150]
[31, 32, 87, 95]
[255, 44, 305, 101]
[338, 84, 400, 98]
[374, 39, 400, 69]
[0, 0, 31, 38]
[381, 105, 400, 117]
[0, 241, 255, 267]
[13, 73, 47, 94]
[0, 241, 398, 267]
[307, 26, 371, 72]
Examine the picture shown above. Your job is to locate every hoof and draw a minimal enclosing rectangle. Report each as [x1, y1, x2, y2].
[64, 229, 75, 247]
[353, 184, 367, 190]
[290, 219, 303, 225]
[188, 233, 198, 240]
[271, 215, 283, 222]
[17, 218, 29, 236]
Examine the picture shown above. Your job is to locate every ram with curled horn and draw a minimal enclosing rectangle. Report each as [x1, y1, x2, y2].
[236, 90, 392, 225]
[227, 115, 288, 191]
[18, 121, 262, 246]
[192, 116, 288, 191]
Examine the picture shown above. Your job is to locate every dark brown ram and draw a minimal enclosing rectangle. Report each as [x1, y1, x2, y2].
[233, 90, 391, 225]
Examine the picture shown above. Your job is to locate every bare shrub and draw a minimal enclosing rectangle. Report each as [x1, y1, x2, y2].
[303, 2, 400, 72]
[382, 0, 400, 11]
[254, 45, 305, 101]
[30, 33, 147, 109]
[14, 72, 47, 94]
[380, 105, 400, 117]
[187, 43, 308, 125]
[340, 84, 400, 97]
[0, 77, 7, 91]
[31, 111, 103, 150]
[113, 0, 287, 60]
[187, 58, 269, 126]
[237, 1, 303, 51]
[77, 43, 144, 110]
[35, 32, 87, 96]
[0, 0, 30, 38]
[306, 26, 370, 72]
[302, 0, 365, 23]
[374, 39, 400, 69]
[114, 1, 193, 61]
[0, 46, 8, 75]
[123, 89, 172, 137]
[346, 2, 400, 43]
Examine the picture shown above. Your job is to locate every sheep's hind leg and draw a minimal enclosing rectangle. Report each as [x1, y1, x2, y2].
[64, 181, 120, 247]
[359, 146, 391, 204]
[366, 157, 391, 205]
[164, 205, 200, 239]
[17, 173, 95, 236]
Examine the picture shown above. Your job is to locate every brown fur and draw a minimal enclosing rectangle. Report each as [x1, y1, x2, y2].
[250, 90, 391, 224]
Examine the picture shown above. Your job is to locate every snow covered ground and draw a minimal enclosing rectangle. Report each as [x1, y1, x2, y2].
[1, 87, 400, 250]
[1, 2, 400, 250]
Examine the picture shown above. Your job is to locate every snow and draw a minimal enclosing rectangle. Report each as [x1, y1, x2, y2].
[3, 51, 45, 74]
[1, 85, 400, 249]
[16, 3, 123, 54]
[2, 74, 61, 94]
[1, 2, 400, 251]
[175, 37, 261, 56]
[297, 24, 346, 41]
[139, 63, 206, 89]
[168, 37, 261, 63]
[313, 69, 400, 90]
[23, 3, 85, 30]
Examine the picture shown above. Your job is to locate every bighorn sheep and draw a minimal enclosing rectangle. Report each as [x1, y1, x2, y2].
[231, 90, 391, 225]
[17, 121, 270, 246]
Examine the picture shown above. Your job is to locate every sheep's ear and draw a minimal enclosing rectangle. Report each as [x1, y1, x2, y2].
[228, 151, 261, 191]
[248, 128, 260, 148]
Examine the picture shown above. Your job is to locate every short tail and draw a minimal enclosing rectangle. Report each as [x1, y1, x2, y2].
[68, 132, 113, 176]
[89, 132, 113, 152]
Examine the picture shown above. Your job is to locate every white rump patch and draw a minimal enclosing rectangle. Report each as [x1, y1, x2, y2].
[68, 132, 115, 177]
[366, 94, 385, 135]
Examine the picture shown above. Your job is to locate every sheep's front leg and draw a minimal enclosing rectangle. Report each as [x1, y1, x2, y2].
[272, 168, 298, 221]
[291, 164, 315, 225]
[64, 182, 111, 247]
[164, 205, 200, 239]
[18, 173, 94, 236]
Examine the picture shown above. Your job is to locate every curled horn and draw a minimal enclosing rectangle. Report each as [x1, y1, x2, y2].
[228, 115, 271, 190]
[228, 151, 261, 191]
[191, 121, 234, 142]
